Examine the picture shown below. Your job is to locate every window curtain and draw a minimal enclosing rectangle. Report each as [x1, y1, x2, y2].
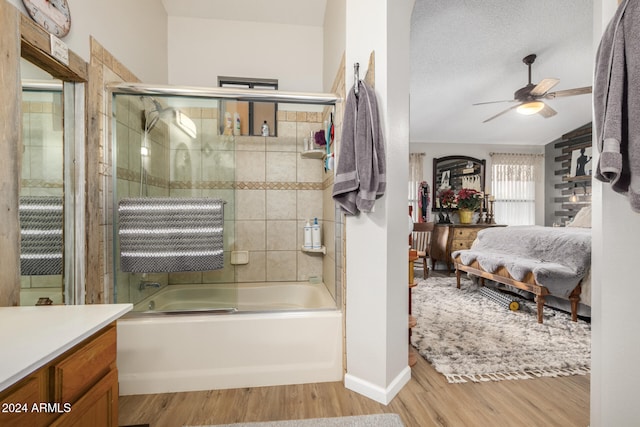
[409, 153, 427, 222]
[490, 153, 543, 225]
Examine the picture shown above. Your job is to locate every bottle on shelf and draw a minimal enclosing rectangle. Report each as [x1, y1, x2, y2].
[311, 217, 321, 249]
[261, 120, 270, 137]
[224, 112, 233, 136]
[303, 220, 313, 249]
[233, 112, 241, 136]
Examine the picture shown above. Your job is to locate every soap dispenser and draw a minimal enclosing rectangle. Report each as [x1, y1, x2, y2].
[311, 218, 321, 249]
[303, 220, 313, 249]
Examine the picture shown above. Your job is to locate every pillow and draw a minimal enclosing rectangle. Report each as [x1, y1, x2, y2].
[567, 206, 591, 228]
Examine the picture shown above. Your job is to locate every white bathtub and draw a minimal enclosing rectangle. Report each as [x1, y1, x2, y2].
[117, 281, 343, 395]
[131, 281, 337, 313]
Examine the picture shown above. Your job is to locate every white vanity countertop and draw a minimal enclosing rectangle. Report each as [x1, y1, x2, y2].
[0, 304, 132, 392]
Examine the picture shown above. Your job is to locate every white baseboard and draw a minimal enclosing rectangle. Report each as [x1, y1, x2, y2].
[344, 366, 411, 405]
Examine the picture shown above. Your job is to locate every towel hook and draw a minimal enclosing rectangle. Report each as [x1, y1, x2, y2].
[354, 62, 360, 96]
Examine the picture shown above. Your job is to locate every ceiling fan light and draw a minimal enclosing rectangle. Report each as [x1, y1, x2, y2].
[516, 101, 545, 115]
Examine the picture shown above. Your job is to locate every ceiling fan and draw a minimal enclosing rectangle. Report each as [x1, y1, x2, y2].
[474, 54, 592, 123]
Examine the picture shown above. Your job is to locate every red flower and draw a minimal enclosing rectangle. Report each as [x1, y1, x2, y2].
[438, 188, 456, 208]
[456, 188, 482, 210]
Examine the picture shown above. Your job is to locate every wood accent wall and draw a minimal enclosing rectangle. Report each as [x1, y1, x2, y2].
[552, 123, 592, 225]
[0, 1, 22, 306]
[85, 38, 140, 304]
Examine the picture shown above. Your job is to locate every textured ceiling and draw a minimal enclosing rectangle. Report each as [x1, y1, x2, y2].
[410, 0, 594, 145]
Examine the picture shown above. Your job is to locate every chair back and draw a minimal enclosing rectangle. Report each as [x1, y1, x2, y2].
[411, 222, 434, 253]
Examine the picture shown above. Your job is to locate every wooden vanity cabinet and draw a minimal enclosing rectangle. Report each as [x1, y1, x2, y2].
[0, 323, 118, 427]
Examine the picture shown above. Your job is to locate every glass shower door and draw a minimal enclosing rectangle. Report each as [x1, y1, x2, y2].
[112, 93, 237, 312]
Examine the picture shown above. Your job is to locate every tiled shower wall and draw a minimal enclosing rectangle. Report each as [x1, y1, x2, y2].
[227, 111, 326, 284]
[166, 106, 328, 286]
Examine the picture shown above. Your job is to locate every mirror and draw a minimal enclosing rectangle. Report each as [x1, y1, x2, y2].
[0, 14, 87, 308]
[19, 58, 65, 305]
[432, 156, 486, 209]
[218, 77, 278, 136]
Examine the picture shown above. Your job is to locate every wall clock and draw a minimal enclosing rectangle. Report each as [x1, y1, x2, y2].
[22, 0, 71, 38]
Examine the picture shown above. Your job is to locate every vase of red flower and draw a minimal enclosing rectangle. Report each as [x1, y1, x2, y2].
[456, 188, 482, 224]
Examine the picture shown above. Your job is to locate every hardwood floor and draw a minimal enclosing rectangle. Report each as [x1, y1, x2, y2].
[118, 349, 589, 427]
[119, 270, 590, 427]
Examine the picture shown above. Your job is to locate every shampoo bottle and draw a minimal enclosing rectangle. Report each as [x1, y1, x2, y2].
[233, 112, 241, 136]
[261, 120, 270, 137]
[303, 220, 313, 249]
[311, 218, 321, 249]
[224, 112, 233, 136]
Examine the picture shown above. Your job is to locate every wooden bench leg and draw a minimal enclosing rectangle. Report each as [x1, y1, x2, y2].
[455, 268, 461, 289]
[535, 294, 545, 324]
[568, 284, 581, 322]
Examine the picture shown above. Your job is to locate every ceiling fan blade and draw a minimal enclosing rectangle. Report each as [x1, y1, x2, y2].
[530, 78, 560, 96]
[537, 104, 557, 119]
[544, 86, 592, 99]
[473, 99, 516, 106]
[482, 105, 520, 123]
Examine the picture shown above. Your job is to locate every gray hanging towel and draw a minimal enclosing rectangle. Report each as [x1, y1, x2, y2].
[118, 197, 225, 273]
[332, 80, 386, 215]
[19, 196, 64, 276]
[594, 0, 640, 211]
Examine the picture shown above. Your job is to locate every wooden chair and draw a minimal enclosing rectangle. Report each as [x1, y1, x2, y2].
[411, 222, 434, 278]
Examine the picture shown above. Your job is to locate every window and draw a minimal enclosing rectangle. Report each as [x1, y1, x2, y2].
[218, 76, 278, 137]
[490, 153, 543, 226]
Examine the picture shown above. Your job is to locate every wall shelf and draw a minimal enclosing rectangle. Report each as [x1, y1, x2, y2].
[566, 175, 592, 182]
[552, 123, 593, 225]
[301, 149, 326, 159]
[301, 245, 326, 254]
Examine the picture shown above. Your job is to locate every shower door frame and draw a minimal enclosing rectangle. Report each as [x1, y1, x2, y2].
[106, 82, 341, 308]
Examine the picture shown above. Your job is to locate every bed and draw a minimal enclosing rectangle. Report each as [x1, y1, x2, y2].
[451, 207, 592, 323]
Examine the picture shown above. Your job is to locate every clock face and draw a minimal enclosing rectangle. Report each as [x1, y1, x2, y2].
[22, 0, 71, 38]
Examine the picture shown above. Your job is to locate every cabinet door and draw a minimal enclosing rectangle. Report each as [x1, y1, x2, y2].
[0, 372, 46, 427]
[53, 325, 116, 404]
[49, 369, 118, 427]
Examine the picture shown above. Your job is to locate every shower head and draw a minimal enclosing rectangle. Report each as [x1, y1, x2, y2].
[140, 96, 197, 138]
[140, 96, 164, 132]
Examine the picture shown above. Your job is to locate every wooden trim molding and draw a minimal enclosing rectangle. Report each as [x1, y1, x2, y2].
[0, 0, 22, 307]
[85, 38, 141, 304]
[20, 13, 87, 81]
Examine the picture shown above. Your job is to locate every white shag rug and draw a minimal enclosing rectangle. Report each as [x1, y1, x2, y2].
[411, 276, 591, 383]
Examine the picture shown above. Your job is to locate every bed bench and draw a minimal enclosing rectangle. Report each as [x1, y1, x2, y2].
[453, 255, 583, 324]
[451, 225, 590, 324]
